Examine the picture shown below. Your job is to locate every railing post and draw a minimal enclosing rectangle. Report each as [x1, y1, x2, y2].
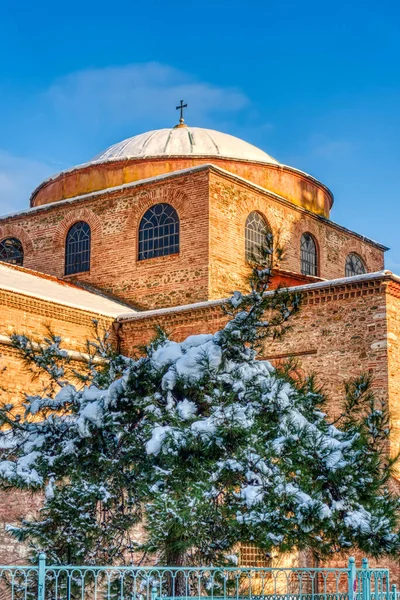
[392, 584, 397, 600]
[151, 585, 157, 600]
[38, 553, 46, 600]
[349, 557, 357, 600]
[362, 558, 370, 600]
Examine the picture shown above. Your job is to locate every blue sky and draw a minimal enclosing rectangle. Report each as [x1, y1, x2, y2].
[1, 0, 399, 269]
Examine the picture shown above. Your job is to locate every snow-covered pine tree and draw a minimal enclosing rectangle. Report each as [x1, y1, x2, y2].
[0, 257, 399, 568]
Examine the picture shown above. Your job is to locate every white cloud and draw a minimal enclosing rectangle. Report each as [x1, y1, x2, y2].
[0, 151, 58, 214]
[0, 63, 254, 210]
[42, 62, 249, 130]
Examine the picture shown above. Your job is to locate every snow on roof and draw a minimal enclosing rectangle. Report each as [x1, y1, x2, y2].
[0, 263, 137, 318]
[116, 270, 398, 322]
[90, 126, 280, 165]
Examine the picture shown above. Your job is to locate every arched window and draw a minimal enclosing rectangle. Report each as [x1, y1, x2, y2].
[0, 237, 24, 266]
[65, 221, 91, 275]
[300, 233, 318, 276]
[138, 203, 179, 261]
[245, 211, 272, 264]
[345, 253, 366, 277]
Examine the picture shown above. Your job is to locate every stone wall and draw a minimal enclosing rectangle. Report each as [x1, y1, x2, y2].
[119, 274, 392, 419]
[0, 167, 384, 312]
[0, 273, 399, 577]
[0, 169, 211, 311]
[0, 286, 116, 565]
[208, 172, 384, 300]
[387, 281, 400, 465]
[30, 156, 333, 218]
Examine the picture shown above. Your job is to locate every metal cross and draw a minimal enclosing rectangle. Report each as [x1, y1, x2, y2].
[176, 100, 188, 124]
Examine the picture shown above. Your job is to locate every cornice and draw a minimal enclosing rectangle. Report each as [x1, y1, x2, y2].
[29, 154, 334, 210]
[0, 288, 115, 326]
[207, 167, 389, 252]
[0, 164, 212, 223]
[0, 163, 388, 252]
[116, 270, 398, 323]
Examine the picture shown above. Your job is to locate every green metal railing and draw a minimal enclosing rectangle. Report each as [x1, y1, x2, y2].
[0, 556, 392, 600]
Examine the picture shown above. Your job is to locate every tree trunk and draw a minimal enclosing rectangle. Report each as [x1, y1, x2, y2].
[165, 546, 188, 597]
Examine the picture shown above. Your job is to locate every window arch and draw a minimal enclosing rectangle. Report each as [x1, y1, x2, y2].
[300, 233, 318, 276]
[138, 203, 179, 261]
[245, 211, 272, 264]
[65, 221, 91, 275]
[0, 237, 24, 266]
[345, 253, 366, 277]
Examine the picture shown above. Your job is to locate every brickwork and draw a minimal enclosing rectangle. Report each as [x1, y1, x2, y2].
[0, 490, 43, 565]
[0, 288, 114, 406]
[118, 275, 393, 421]
[0, 170, 211, 310]
[0, 140, 396, 575]
[0, 283, 117, 565]
[386, 282, 400, 465]
[30, 156, 333, 218]
[0, 167, 384, 312]
[208, 172, 384, 300]
[116, 273, 400, 580]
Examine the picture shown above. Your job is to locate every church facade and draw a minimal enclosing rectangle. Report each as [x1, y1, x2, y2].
[0, 117, 400, 574]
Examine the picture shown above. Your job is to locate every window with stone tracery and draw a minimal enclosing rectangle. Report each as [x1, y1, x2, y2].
[138, 203, 179, 261]
[245, 211, 272, 264]
[65, 221, 91, 275]
[300, 232, 318, 276]
[0, 237, 24, 266]
[345, 253, 366, 277]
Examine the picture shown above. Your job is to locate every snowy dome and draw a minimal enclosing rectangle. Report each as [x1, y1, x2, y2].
[91, 126, 279, 165]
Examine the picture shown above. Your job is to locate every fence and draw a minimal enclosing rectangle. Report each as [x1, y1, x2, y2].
[0, 556, 393, 600]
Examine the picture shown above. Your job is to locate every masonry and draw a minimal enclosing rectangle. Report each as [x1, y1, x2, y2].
[0, 121, 398, 576]
[1, 268, 400, 574]
[0, 165, 385, 311]
[116, 271, 400, 460]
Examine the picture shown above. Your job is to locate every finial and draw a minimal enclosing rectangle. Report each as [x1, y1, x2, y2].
[175, 100, 188, 127]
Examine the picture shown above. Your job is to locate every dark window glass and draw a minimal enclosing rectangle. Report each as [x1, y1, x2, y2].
[65, 221, 91, 275]
[345, 253, 366, 277]
[300, 233, 318, 276]
[245, 211, 272, 264]
[138, 203, 179, 260]
[0, 237, 24, 266]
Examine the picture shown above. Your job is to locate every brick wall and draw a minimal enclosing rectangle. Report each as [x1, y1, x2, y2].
[0, 167, 384, 312]
[208, 172, 384, 300]
[0, 288, 114, 405]
[387, 281, 400, 466]
[0, 287, 116, 565]
[0, 275, 399, 576]
[31, 156, 333, 218]
[118, 275, 392, 420]
[0, 170, 211, 310]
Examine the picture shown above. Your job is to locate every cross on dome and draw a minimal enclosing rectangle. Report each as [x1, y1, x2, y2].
[176, 100, 188, 126]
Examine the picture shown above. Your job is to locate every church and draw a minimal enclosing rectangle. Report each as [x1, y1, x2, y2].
[0, 107, 400, 574]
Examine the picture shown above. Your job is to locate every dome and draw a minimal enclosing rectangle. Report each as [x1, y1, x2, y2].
[30, 123, 333, 220]
[91, 126, 280, 165]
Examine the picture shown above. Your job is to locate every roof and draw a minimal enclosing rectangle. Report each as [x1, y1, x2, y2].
[90, 126, 280, 165]
[6, 164, 380, 251]
[0, 263, 397, 324]
[116, 270, 400, 322]
[0, 263, 138, 318]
